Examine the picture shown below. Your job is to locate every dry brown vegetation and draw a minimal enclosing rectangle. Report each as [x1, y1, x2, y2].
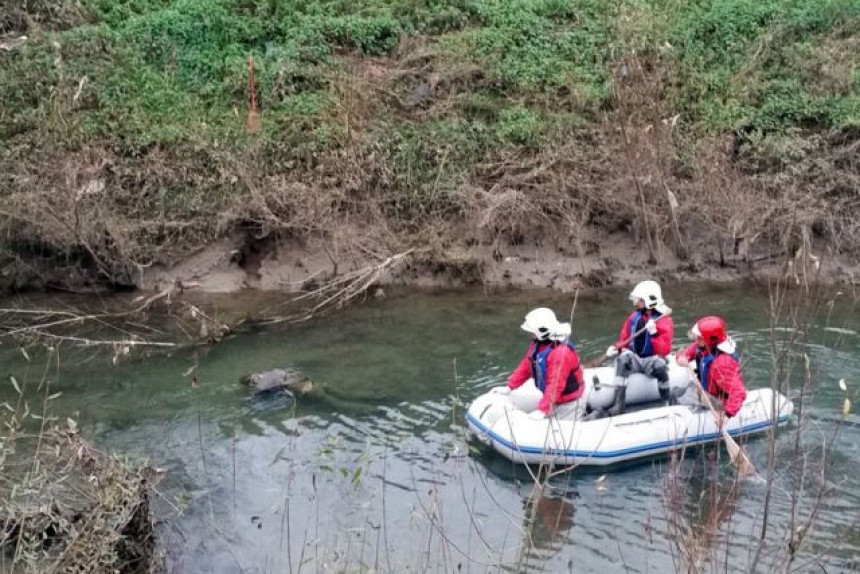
[1, 423, 159, 573]
[1, 355, 160, 574]
[1, 1, 858, 291]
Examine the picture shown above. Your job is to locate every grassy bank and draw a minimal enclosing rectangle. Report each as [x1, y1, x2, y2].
[1, 0, 858, 289]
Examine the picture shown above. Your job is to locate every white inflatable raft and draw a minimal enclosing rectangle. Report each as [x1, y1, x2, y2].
[466, 361, 794, 466]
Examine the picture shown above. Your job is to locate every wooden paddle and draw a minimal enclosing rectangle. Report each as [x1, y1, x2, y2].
[690, 369, 757, 478]
[582, 309, 673, 369]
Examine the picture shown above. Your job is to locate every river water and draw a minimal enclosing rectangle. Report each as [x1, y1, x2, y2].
[1, 284, 858, 572]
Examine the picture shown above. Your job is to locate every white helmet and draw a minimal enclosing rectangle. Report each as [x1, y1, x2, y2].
[521, 308, 567, 342]
[629, 280, 664, 310]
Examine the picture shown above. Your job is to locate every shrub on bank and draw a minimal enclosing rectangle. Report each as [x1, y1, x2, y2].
[0, 0, 858, 288]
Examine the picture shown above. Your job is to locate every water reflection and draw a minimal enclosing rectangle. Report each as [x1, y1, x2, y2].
[664, 454, 744, 570]
[525, 487, 577, 551]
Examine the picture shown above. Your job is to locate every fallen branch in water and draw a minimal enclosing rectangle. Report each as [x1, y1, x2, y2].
[264, 248, 417, 325]
[27, 330, 177, 348]
[0, 281, 229, 354]
[0, 285, 177, 339]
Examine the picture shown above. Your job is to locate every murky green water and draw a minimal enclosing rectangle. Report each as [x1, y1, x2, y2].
[2, 284, 859, 572]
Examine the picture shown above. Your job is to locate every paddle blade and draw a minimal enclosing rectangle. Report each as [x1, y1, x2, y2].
[722, 429, 757, 478]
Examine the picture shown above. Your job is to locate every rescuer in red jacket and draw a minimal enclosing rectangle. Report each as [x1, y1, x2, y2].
[604, 280, 675, 415]
[676, 316, 747, 422]
[490, 308, 584, 419]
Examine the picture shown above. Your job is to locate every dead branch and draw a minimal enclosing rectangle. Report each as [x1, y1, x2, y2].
[265, 248, 416, 325]
[0, 282, 231, 353]
[0, 286, 177, 340]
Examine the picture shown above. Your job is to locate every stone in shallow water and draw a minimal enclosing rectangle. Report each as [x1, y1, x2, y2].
[240, 368, 314, 395]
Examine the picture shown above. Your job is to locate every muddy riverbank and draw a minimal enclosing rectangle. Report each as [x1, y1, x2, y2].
[137, 232, 859, 295]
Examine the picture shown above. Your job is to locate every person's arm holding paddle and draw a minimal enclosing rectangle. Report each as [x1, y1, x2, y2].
[584, 308, 673, 369]
[605, 312, 633, 360]
[503, 346, 534, 393]
[686, 316, 756, 477]
[707, 355, 747, 423]
[674, 342, 698, 367]
[608, 310, 672, 356]
[690, 365, 755, 477]
[647, 313, 674, 356]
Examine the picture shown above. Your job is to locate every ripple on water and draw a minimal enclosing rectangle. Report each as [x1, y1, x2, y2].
[3, 285, 858, 572]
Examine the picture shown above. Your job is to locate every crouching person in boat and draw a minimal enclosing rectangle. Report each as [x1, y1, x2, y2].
[676, 316, 747, 423]
[493, 308, 585, 420]
[605, 280, 674, 414]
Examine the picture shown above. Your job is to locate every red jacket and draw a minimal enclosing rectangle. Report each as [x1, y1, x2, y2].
[677, 343, 747, 417]
[614, 311, 674, 357]
[508, 342, 584, 414]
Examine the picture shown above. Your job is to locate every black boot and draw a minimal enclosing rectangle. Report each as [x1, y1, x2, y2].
[653, 363, 670, 386]
[659, 385, 677, 406]
[608, 386, 627, 417]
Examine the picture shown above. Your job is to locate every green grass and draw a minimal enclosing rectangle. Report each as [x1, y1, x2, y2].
[669, 0, 860, 133]
[3, 0, 857, 151]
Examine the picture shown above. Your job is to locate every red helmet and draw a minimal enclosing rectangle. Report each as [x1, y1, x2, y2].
[691, 316, 728, 346]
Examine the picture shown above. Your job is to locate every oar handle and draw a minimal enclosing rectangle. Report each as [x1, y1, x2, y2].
[582, 327, 645, 369]
[582, 311, 672, 369]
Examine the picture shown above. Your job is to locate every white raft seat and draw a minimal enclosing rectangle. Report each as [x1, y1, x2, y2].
[466, 360, 794, 467]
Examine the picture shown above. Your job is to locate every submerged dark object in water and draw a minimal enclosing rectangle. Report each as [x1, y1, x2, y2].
[241, 368, 314, 396]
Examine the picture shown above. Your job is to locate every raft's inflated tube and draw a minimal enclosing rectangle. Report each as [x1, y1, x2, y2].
[466, 383, 794, 467]
[586, 360, 691, 411]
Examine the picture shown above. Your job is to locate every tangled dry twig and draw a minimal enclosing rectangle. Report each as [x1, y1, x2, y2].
[1, 418, 161, 573]
[265, 248, 417, 325]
